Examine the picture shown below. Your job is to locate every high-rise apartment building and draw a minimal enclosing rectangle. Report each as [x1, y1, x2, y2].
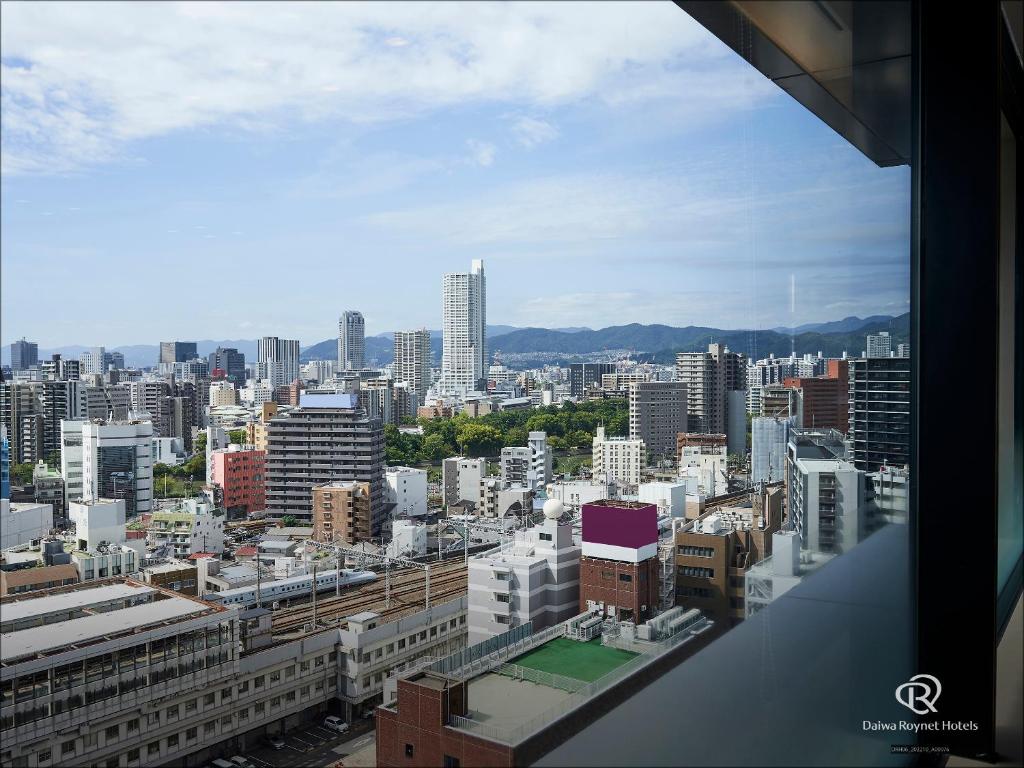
[0, 381, 86, 463]
[210, 444, 266, 519]
[207, 346, 246, 385]
[1, 424, 9, 499]
[9, 338, 38, 372]
[159, 341, 198, 365]
[40, 354, 80, 381]
[441, 259, 486, 395]
[788, 457, 871, 554]
[257, 336, 300, 390]
[393, 329, 431, 399]
[263, 393, 385, 530]
[338, 311, 366, 371]
[312, 480, 372, 544]
[569, 362, 615, 399]
[675, 343, 747, 434]
[629, 381, 688, 460]
[848, 356, 910, 471]
[865, 331, 892, 358]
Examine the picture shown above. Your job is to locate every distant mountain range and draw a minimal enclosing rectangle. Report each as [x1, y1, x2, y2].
[3, 315, 906, 370]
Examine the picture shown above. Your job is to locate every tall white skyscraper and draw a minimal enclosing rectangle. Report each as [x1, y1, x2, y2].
[338, 311, 366, 371]
[393, 329, 431, 399]
[257, 337, 300, 390]
[441, 259, 486, 395]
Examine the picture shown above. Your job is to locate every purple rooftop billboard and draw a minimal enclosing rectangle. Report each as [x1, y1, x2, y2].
[581, 501, 658, 550]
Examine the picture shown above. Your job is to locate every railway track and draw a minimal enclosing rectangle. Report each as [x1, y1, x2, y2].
[271, 560, 468, 633]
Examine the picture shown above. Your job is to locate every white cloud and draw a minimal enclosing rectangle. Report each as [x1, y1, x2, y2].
[1, 1, 738, 174]
[510, 116, 558, 148]
[466, 139, 496, 167]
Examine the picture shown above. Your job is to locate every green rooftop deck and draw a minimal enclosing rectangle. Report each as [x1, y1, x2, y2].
[513, 637, 637, 683]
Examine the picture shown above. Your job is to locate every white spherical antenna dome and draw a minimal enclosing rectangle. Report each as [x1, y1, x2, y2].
[542, 499, 565, 520]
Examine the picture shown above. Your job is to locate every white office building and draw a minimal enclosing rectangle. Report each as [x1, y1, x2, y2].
[208, 380, 237, 407]
[467, 499, 581, 644]
[384, 466, 428, 518]
[338, 311, 366, 371]
[61, 418, 154, 515]
[592, 425, 644, 488]
[240, 380, 274, 407]
[441, 259, 486, 395]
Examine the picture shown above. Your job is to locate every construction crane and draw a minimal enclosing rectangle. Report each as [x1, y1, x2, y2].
[303, 538, 432, 610]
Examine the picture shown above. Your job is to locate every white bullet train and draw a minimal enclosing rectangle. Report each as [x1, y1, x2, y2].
[205, 568, 377, 608]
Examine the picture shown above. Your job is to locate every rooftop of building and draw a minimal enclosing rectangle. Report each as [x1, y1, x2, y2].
[583, 499, 654, 511]
[143, 560, 196, 574]
[0, 579, 226, 665]
[794, 457, 858, 472]
[0, 563, 79, 588]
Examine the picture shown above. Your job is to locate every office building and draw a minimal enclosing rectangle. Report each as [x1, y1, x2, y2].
[848, 356, 911, 471]
[674, 487, 783, 627]
[467, 499, 581, 644]
[312, 481, 372, 544]
[84, 383, 131, 421]
[210, 445, 266, 519]
[579, 500, 659, 623]
[208, 380, 237, 407]
[629, 381, 688, 461]
[675, 343, 747, 434]
[207, 346, 245, 385]
[264, 393, 385, 530]
[393, 329, 431, 399]
[9, 339, 38, 372]
[257, 336, 300, 391]
[866, 331, 892, 358]
[441, 259, 486, 395]
[61, 418, 154, 515]
[79, 347, 107, 376]
[592, 425, 643, 488]
[569, 362, 615, 399]
[727, 389, 747, 456]
[159, 341, 198, 365]
[896, 343, 910, 358]
[338, 311, 366, 371]
[384, 467, 428, 518]
[751, 416, 795, 485]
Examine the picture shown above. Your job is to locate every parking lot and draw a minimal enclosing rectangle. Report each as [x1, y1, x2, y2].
[235, 721, 375, 768]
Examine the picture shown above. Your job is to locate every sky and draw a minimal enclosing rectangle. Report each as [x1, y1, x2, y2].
[0, 1, 910, 349]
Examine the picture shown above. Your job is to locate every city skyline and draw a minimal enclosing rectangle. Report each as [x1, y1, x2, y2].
[1, 2, 909, 347]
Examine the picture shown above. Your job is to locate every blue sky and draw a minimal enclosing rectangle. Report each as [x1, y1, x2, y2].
[1, 1, 910, 349]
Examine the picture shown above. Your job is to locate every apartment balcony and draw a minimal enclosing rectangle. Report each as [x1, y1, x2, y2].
[484, 576, 512, 592]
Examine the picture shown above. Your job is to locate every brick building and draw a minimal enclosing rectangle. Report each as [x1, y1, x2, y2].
[578, 500, 660, 623]
[674, 486, 784, 627]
